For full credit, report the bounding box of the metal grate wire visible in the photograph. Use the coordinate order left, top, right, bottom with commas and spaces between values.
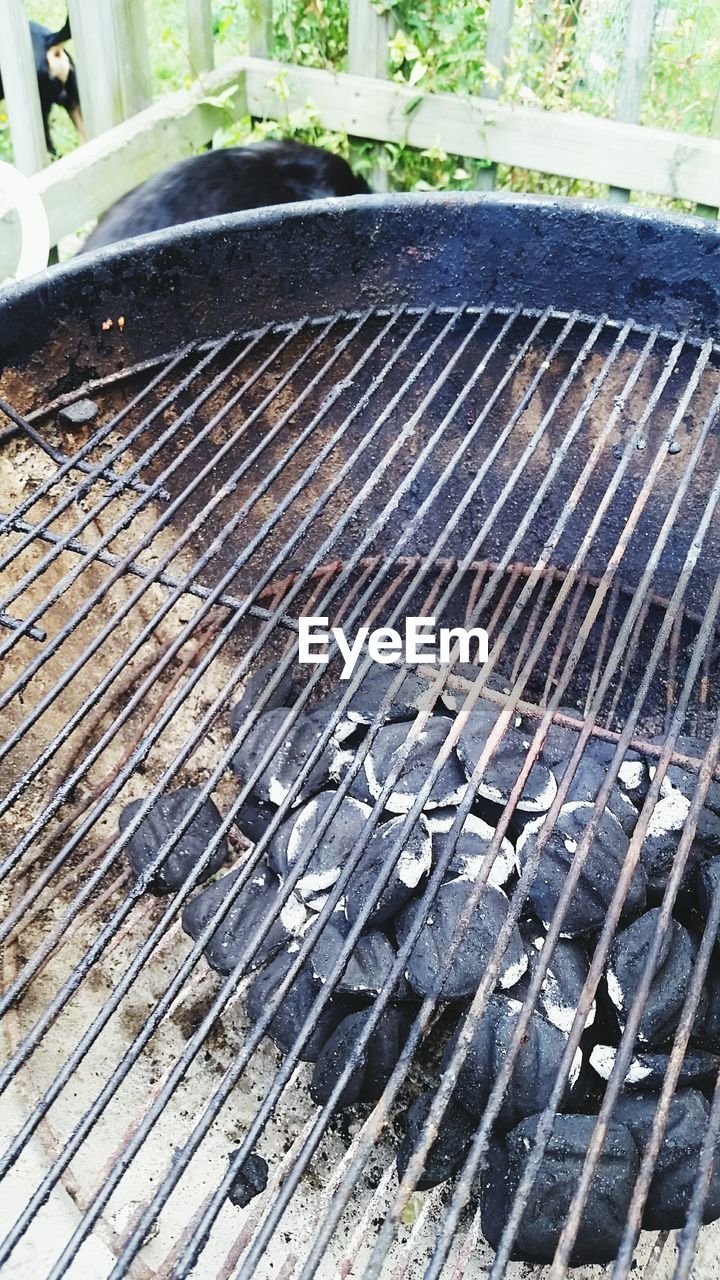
2, 303, 720, 1279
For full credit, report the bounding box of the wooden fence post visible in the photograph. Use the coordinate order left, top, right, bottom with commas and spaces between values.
474, 0, 514, 191
608, 0, 657, 203
186, 0, 215, 76
67, 0, 152, 138
0, 0, 48, 174
248, 0, 273, 58
696, 82, 720, 220
348, 0, 393, 190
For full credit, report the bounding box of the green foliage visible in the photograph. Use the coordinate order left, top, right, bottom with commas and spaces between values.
2, 0, 719, 213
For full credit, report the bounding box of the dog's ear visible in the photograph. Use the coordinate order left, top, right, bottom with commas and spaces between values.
43, 17, 72, 50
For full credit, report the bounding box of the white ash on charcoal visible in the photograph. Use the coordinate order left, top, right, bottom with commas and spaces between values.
310, 1006, 411, 1109
231, 706, 337, 806
182, 861, 308, 974
444, 995, 581, 1129
365, 717, 468, 813
245, 944, 350, 1061
516, 801, 646, 936
554, 755, 638, 836
481, 1114, 639, 1264
396, 1092, 475, 1189
648, 733, 720, 816
428, 810, 517, 889
542, 717, 650, 808
515, 926, 595, 1034
309, 913, 405, 999
344, 814, 432, 927
589, 1043, 720, 1089
456, 698, 557, 813
613, 1091, 720, 1229
640, 772, 710, 905
119, 786, 228, 894
227, 1150, 269, 1208
267, 791, 373, 909
229, 659, 298, 736
395, 878, 527, 999
606, 909, 698, 1046
329, 747, 377, 806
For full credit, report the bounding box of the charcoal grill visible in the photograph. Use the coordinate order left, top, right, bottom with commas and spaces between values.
2, 192, 720, 1279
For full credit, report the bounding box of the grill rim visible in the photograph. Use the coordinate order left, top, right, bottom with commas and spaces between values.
3, 194, 720, 399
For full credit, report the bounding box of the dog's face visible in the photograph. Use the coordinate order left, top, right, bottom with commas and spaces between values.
45, 41, 85, 141
46, 42, 72, 88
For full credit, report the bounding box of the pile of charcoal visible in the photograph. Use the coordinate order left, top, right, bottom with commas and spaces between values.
119, 660, 720, 1261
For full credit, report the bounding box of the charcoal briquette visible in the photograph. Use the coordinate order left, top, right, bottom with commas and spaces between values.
343, 664, 431, 727
481, 1113, 638, 1264
309, 914, 399, 998
231, 706, 335, 806
430, 810, 516, 889
345, 814, 432, 927
649, 735, 720, 815
641, 775, 703, 903
119, 786, 227, 895
589, 1043, 720, 1089
330, 748, 377, 806
395, 879, 527, 999
396, 1091, 475, 1189
446, 994, 580, 1129
245, 946, 347, 1060
227, 1150, 268, 1208
697, 858, 720, 945
365, 717, 467, 813
182, 861, 307, 974
613, 1090, 720, 1228
234, 795, 277, 845
516, 800, 646, 936
456, 699, 557, 813
554, 755, 638, 836
310, 1005, 410, 1109
519, 926, 595, 1033
267, 791, 372, 908
229, 660, 297, 736
607, 909, 695, 1046
439, 668, 513, 716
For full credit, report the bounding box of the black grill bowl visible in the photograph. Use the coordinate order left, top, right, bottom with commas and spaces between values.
2, 193, 720, 1280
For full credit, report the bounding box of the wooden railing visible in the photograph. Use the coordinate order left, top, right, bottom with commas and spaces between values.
0, 0, 719, 280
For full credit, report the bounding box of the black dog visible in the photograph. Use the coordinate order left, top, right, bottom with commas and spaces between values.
0, 17, 84, 156
82, 140, 371, 251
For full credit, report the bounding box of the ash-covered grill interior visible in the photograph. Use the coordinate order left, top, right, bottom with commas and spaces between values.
2, 270, 720, 1280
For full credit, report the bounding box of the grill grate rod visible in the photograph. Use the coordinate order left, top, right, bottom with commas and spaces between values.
414, 343, 718, 1280
12, 299, 566, 1269
213, 322, 707, 1280
0, 340, 200, 549
0, 315, 319, 659
0, 301, 512, 1254
291, 329, 696, 1278
0, 394, 169, 501
16, 299, 515, 1272
608, 719, 720, 1277
4, 302, 622, 1269
418, 374, 720, 1280
179, 310, 645, 1276
1, 307, 712, 1269
159, 311, 655, 1275
0, 308, 379, 837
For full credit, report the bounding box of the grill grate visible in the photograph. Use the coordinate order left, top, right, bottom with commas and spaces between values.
2, 303, 720, 1278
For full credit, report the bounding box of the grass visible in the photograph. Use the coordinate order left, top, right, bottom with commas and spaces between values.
2, 0, 720, 212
